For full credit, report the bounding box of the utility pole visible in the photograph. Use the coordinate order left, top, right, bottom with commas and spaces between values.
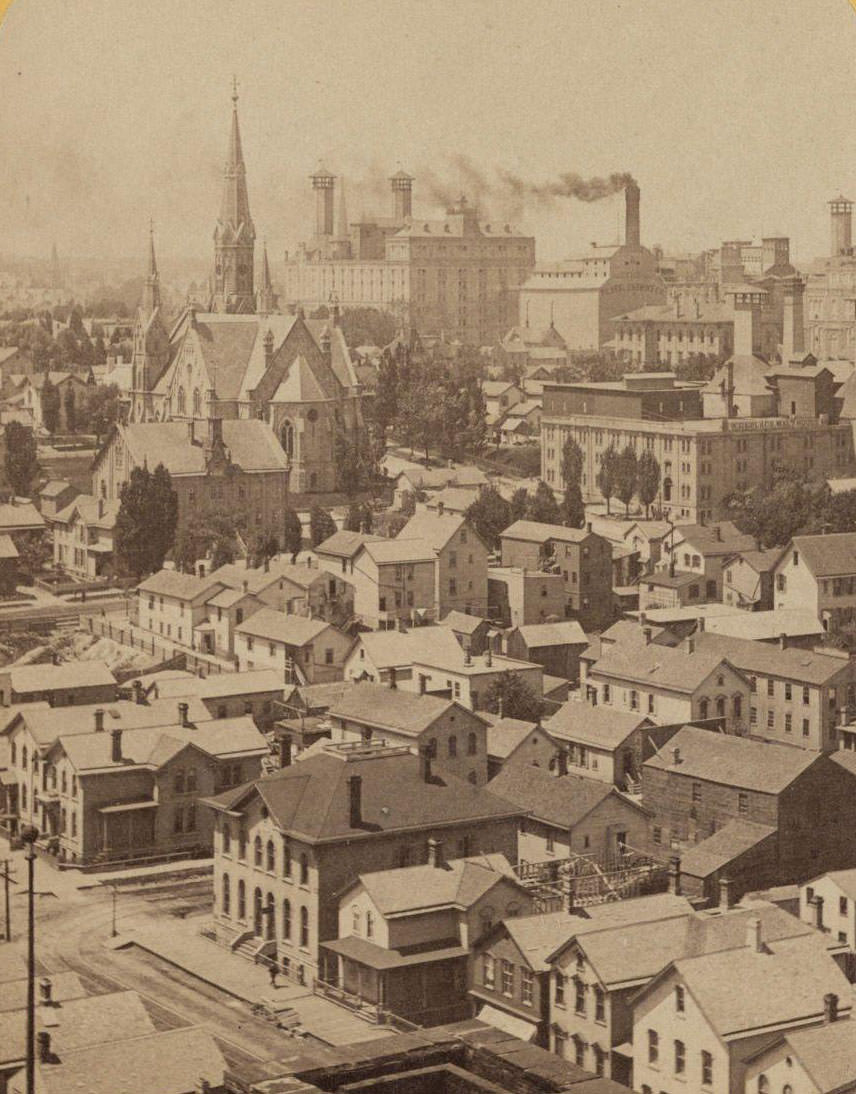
20, 824, 38, 1094
1, 859, 12, 942
111, 885, 118, 938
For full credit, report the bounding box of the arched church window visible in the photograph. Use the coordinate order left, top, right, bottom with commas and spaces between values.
177, 387, 186, 416
280, 420, 294, 458
192, 389, 201, 417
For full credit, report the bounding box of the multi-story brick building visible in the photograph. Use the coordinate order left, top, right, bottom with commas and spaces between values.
806, 196, 856, 362
202, 742, 525, 987
611, 299, 734, 368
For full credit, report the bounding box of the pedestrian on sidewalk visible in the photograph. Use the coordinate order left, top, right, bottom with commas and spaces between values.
268, 962, 277, 989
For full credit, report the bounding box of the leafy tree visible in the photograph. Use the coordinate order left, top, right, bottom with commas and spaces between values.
509, 487, 530, 523
484, 670, 544, 721
149, 464, 179, 572
310, 505, 337, 548
596, 445, 618, 515
334, 428, 378, 497
174, 508, 240, 574
560, 436, 585, 528
41, 378, 61, 434
465, 485, 511, 552
339, 307, 399, 349
17, 531, 51, 582
63, 386, 77, 433
283, 506, 303, 563
81, 384, 120, 440
114, 464, 178, 578
4, 423, 39, 497
614, 445, 638, 517
345, 501, 373, 533
527, 481, 561, 525
636, 450, 661, 519
372, 353, 399, 445
399, 490, 417, 518
725, 478, 817, 549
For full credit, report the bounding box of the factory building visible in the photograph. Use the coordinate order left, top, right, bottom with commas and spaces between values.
806, 195, 856, 362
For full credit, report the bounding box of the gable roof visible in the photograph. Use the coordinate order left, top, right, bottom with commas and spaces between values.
329, 681, 482, 736
442, 610, 489, 636
670, 520, 758, 557
772, 1013, 856, 1092
484, 716, 542, 760
512, 621, 588, 648
501, 520, 592, 545
116, 420, 289, 477
678, 819, 778, 878
315, 529, 385, 559
588, 640, 736, 693
644, 724, 819, 793
789, 532, 856, 578
8, 660, 115, 694
398, 512, 475, 551
54, 494, 120, 530
151, 668, 283, 701
203, 745, 524, 842
488, 764, 646, 829
234, 607, 333, 647
361, 538, 437, 565
0, 502, 44, 531
352, 853, 521, 916
352, 626, 462, 671
15, 695, 212, 749
543, 702, 649, 750
137, 569, 224, 602
691, 631, 851, 685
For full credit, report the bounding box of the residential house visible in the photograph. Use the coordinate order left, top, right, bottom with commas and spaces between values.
637, 569, 717, 613
631, 933, 851, 1094
0, 501, 45, 541
722, 549, 782, 611
425, 487, 483, 516
489, 762, 652, 865
202, 742, 526, 987
349, 538, 437, 629
391, 465, 488, 511
207, 559, 354, 626
800, 868, 856, 951
313, 529, 384, 578
500, 521, 613, 631
38, 480, 77, 521
403, 646, 544, 713
136, 570, 227, 650
42, 713, 268, 864
488, 566, 567, 627
234, 608, 353, 684
482, 380, 524, 427
343, 626, 463, 687
17, 370, 91, 433
499, 401, 542, 444
622, 521, 673, 572
773, 533, 856, 628
581, 635, 750, 732
52, 495, 119, 579
505, 621, 588, 683
324, 851, 532, 1027
146, 668, 285, 730
273, 681, 351, 761
659, 521, 759, 600
642, 606, 824, 648
484, 716, 560, 780
398, 512, 490, 619
327, 681, 490, 785
0, 660, 116, 708
689, 631, 856, 751
542, 702, 661, 790
743, 999, 856, 1094
642, 725, 856, 896
440, 610, 493, 655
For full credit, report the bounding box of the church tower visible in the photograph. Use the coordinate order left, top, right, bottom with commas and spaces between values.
256, 242, 278, 315
130, 222, 169, 422
211, 80, 256, 314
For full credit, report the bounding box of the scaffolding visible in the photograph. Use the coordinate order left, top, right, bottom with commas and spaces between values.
514, 846, 669, 912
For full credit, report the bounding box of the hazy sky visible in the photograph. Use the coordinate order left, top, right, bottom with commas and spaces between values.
1, 0, 854, 271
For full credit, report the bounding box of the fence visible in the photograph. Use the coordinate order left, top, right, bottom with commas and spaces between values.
82, 614, 236, 677
516, 848, 669, 910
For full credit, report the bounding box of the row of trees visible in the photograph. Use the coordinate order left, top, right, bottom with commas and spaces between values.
595, 445, 661, 518
41, 380, 121, 438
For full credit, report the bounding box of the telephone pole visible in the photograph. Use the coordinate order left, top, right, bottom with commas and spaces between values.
0, 859, 13, 942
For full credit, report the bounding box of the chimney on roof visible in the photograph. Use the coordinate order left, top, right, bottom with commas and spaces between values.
668, 855, 681, 896
279, 737, 292, 768
824, 992, 839, 1024
37, 1031, 51, 1064
132, 680, 144, 705
264, 556, 270, 574
348, 774, 362, 827
111, 728, 122, 763
712, 525, 722, 542
389, 666, 398, 690
178, 702, 190, 728
464, 648, 472, 666
419, 745, 432, 783
418, 674, 427, 695
697, 617, 706, 633
747, 915, 763, 953
586, 521, 592, 534
98, 496, 105, 519
242, 579, 249, 594
779, 632, 788, 651
94, 708, 105, 732
485, 647, 493, 667
687, 638, 695, 655
427, 837, 444, 868
672, 746, 681, 765
811, 895, 824, 930
39, 977, 53, 1005
643, 627, 652, 645
719, 877, 735, 910
437, 501, 444, 516
196, 1080, 212, 1094
557, 748, 568, 777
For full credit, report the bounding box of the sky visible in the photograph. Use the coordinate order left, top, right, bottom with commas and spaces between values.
0, 0, 854, 273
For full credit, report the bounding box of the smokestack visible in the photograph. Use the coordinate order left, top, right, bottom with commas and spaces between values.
668, 855, 681, 896
643, 627, 652, 645
111, 728, 122, 763
730, 287, 764, 359
178, 702, 190, 727
348, 774, 362, 827
311, 164, 335, 237
419, 745, 432, 783
485, 647, 492, 667
747, 915, 763, 953
37, 1031, 51, 1063
719, 877, 735, 910
672, 746, 681, 765
697, 617, 706, 633
625, 182, 641, 248
427, 837, 444, 868
94, 708, 105, 732
811, 895, 824, 930
824, 993, 839, 1024
779, 632, 788, 651
782, 277, 806, 363
197, 1081, 212, 1094
829, 195, 853, 257
391, 169, 414, 221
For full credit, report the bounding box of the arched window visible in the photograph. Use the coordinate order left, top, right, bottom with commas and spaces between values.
280, 420, 294, 457
448, 735, 457, 758
192, 388, 201, 417
299, 853, 309, 886
174, 768, 185, 793
61, 770, 67, 794
21, 745, 27, 769
186, 768, 197, 792
177, 387, 186, 415
352, 905, 361, 934
222, 873, 231, 916
758, 1077, 769, 1094
467, 732, 477, 756
264, 892, 275, 940
366, 910, 374, 939
222, 823, 231, 854
716, 696, 726, 718
282, 899, 291, 939
734, 695, 742, 718
238, 828, 247, 860
699, 698, 709, 720
266, 839, 275, 872
283, 839, 292, 878
663, 477, 673, 502
300, 906, 309, 948
237, 879, 246, 920
254, 835, 263, 866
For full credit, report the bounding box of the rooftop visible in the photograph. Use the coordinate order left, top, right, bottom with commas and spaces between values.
329, 681, 478, 737
118, 419, 290, 476
543, 702, 649, 749
484, 715, 541, 759
7, 660, 116, 695
511, 620, 587, 647
351, 853, 521, 916
588, 639, 735, 693
790, 532, 856, 578
678, 819, 778, 878
501, 520, 594, 545
14, 695, 212, 748
361, 538, 438, 565
315, 529, 385, 559
488, 764, 646, 830
234, 607, 332, 647
398, 512, 477, 551
773, 1015, 856, 1092
691, 631, 851, 685
353, 626, 462, 670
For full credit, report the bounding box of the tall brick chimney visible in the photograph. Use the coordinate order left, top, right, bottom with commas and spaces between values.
111, 728, 122, 763
391, 169, 414, 222
625, 182, 641, 248
311, 164, 335, 237
730, 287, 766, 358
782, 277, 806, 364
829, 195, 853, 257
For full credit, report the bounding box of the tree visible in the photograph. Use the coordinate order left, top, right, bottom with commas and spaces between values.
148, 464, 179, 572
614, 445, 638, 517
596, 445, 618, 515
400, 490, 417, 517
527, 481, 561, 525
636, 450, 661, 519
310, 505, 337, 548
114, 464, 178, 578
345, 501, 373, 533
484, 670, 544, 722
283, 506, 303, 563
17, 531, 51, 582
465, 485, 512, 552
41, 378, 61, 434
63, 385, 77, 433
509, 486, 530, 523
174, 508, 241, 574
334, 427, 379, 498
725, 478, 816, 549
560, 436, 585, 528
4, 423, 39, 497
81, 383, 120, 440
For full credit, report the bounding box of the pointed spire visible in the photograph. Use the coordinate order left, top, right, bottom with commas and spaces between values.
218, 79, 254, 239
141, 220, 161, 316
256, 241, 278, 315
262, 240, 272, 291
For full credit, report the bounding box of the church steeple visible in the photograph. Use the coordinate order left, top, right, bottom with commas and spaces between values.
256, 241, 278, 315
212, 79, 256, 314
141, 219, 161, 317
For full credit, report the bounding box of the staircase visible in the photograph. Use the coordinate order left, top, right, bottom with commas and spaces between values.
233, 934, 264, 961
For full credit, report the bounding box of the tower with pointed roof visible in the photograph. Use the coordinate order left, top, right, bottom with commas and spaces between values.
211, 81, 256, 314
256, 242, 278, 315
130, 223, 170, 422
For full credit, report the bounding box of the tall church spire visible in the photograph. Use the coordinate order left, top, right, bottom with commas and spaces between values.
256, 241, 278, 315
212, 79, 256, 313
141, 219, 161, 316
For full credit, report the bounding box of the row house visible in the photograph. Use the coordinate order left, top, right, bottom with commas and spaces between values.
487, 566, 567, 628
313, 529, 384, 577
202, 742, 525, 987
145, 668, 286, 731
691, 631, 856, 751
542, 702, 659, 790
398, 513, 490, 620
722, 548, 782, 611
327, 680, 490, 785
52, 495, 119, 580
404, 646, 544, 713
485, 716, 560, 780
234, 607, 353, 684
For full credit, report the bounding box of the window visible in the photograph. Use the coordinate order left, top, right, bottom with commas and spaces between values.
352, 905, 361, 934
803, 719, 810, 737
767, 678, 775, 697
573, 1036, 585, 1068
299, 853, 309, 886
282, 839, 292, 878
595, 985, 605, 1022
254, 835, 263, 866
758, 1076, 769, 1094
237, 880, 246, 920
282, 899, 291, 939
675, 1040, 685, 1074
738, 792, 748, 815
483, 955, 496, 989
448, 735, 457, 758
785, 682, 792, 701
767, 710, 775, 729
648, 694, 655, 714
555, 972, 565, 1005
174, 768, 185, 794
546, 830, 554, 854
185, 804, 196, 832
173, 807, 184, 833
467, 732, 477, 756
675, 985, 685, 1012
521, 967, 534, 1006
630, 689, 639, 711
699, 698, 709, 720
785, 713, 792, 733
222, 873, 230, 916
648, 1029, 659, 1064
366, 910, 374, 939
841, 896, 849, 916
691, 783, 701, 803
701, 1050, 712, 1087
749, 675, 757, 693
574, 976, 585, 1014
501, 960, 514, 996
803, 686, 810, 704
266, 839, 275, 872
299, 906, 309, 948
